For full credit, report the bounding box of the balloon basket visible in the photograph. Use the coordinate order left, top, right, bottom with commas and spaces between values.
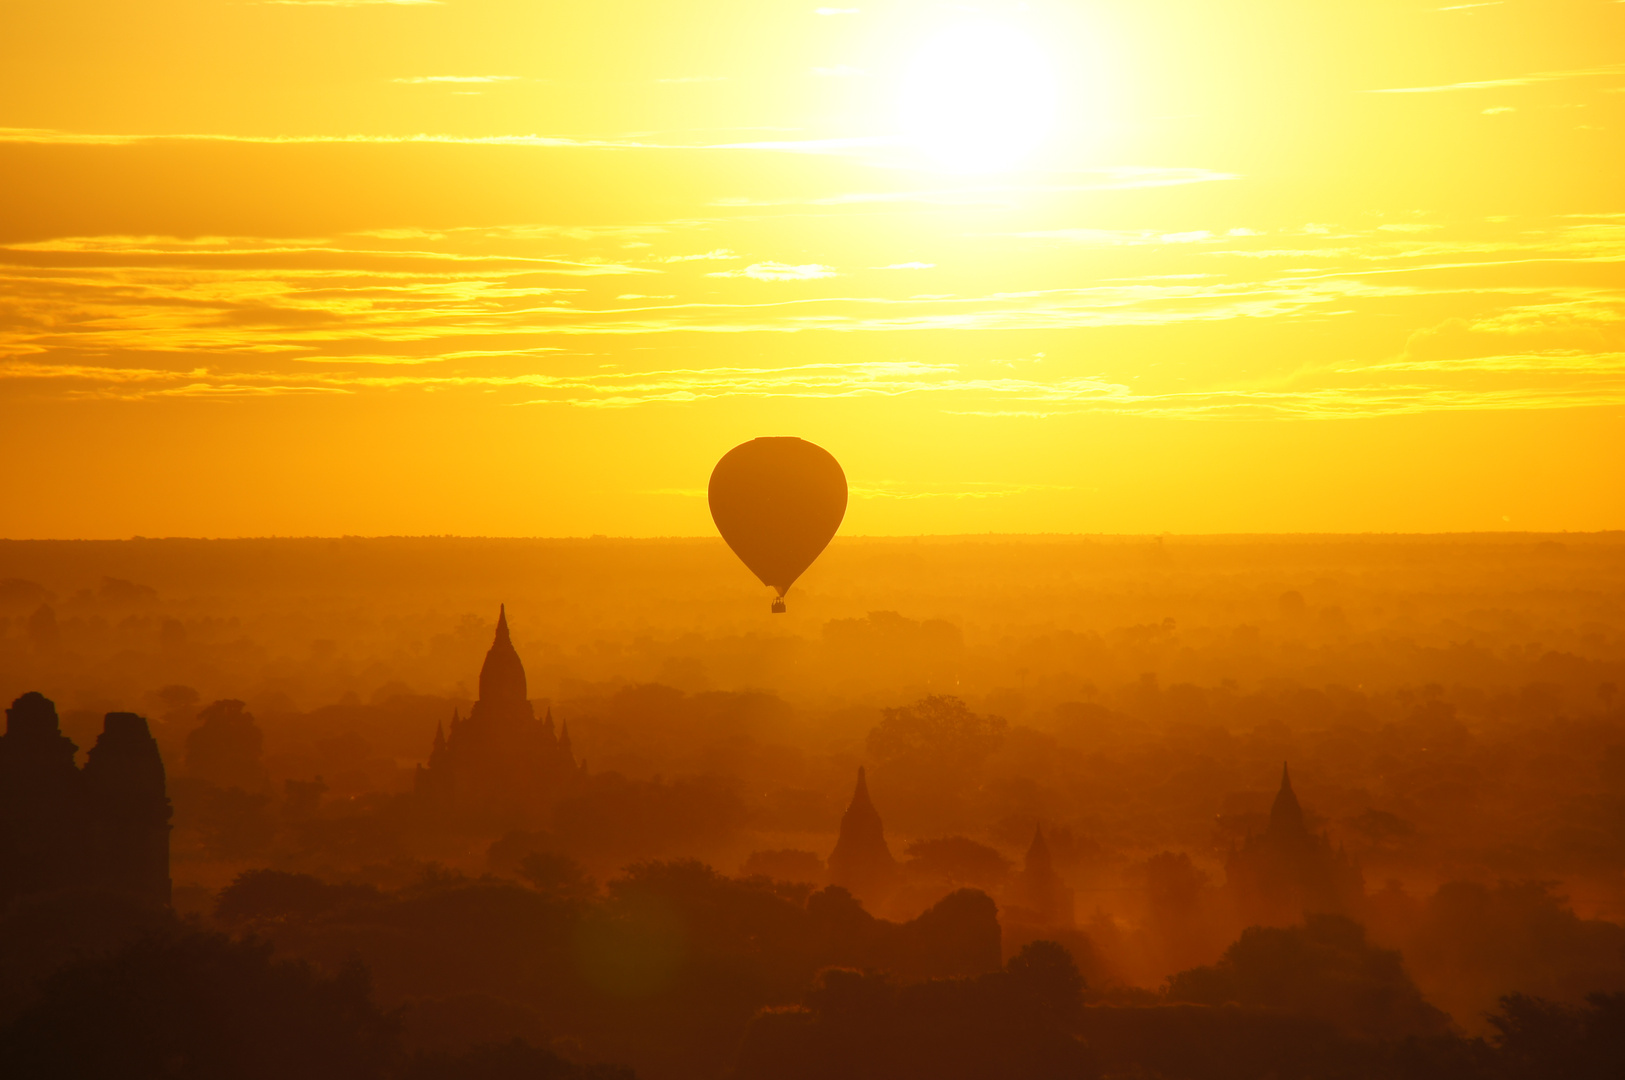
771, 598, 786, 614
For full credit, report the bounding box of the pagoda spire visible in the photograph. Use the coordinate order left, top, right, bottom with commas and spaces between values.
1268, 762, 1308, 838
1025, 824, 1053, 876
828, 766, 898, 905
1014, 821, 1072, 926
477, 605, 528, 704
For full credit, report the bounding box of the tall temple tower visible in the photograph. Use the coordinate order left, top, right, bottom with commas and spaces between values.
827, 766, 899, 909
0, 693, 171, 907
414, 606, 579, 825
0, 692, 87, 901
1224, 763, 1363, 927
477, 604, 529, 710
1006, 825, 1075, 927
84, 712, 172, 906
1268, 762, 1308, 838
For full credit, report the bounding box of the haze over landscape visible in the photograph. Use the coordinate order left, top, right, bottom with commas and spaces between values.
3, 3, 1625, 1079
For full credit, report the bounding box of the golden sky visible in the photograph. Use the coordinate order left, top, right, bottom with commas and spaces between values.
2, 0, 1622, 538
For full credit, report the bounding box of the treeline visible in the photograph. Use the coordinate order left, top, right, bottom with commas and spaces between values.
2, 862, 1622, 1080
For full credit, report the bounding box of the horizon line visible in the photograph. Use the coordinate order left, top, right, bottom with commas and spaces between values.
2, 530, 1621, 544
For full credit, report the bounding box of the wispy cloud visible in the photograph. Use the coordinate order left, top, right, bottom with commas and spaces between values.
709, 169, 1238, 211
712, 136, 895, 157
1368, 63, 1625, 94
505, 362, 1130, 410
3, 212, 1622, 422
9, 349, 1625, 418
0, 129, 646, 148
706, 262, 837, 281
849, 482, 1071, 500
394, 76, 523, 85
154, 382, 353, 396
661, 250, 738, 263
7, 222, 1620, 367
261, 0, 440, 6
1360, 352, 1625, 374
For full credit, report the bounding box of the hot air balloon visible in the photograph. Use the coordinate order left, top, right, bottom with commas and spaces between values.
709, 437, 847, 613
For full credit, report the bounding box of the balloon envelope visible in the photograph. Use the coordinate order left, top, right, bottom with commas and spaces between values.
708, 437, 847, 598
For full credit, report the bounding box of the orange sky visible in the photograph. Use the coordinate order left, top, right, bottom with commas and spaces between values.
2, 0, 1622, 539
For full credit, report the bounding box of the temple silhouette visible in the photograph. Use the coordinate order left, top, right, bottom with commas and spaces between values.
0, 692, 171, 908
414, 606, 580, 825
1006, 825, 1075, 928
1224, 763, 1363, 926
827, 766, 899, 908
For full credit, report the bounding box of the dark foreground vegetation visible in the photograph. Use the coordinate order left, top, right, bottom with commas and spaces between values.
1, 866, 1621, 1080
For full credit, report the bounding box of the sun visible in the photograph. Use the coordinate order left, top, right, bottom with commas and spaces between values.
897, 19, 1060, 174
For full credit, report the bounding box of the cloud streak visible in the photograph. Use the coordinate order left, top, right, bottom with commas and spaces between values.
2, 210, 1621, 422
394, 76, 524, 85
1368, 63, 1625, 94
10, 353, 1623, 419
706, 262, 837, 281
258, 0, 438, 6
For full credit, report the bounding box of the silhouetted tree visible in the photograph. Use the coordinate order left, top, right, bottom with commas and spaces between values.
868, 696, 1006, 773
0, 579, 51, 612
0, 889, 174, 1024
1405, 879, 1625, 1024
215, 868, 381, 925
517, 851, 597, 901
890, 888, 1002, 980
1168, 913, 1448, 1039
184, 699, 269, 792
742, 849, 825, 884
735, 941, 1095, 1080
1488, 991, 1625, 1080
1006, 939, 1085, 1027
404, 1038, 633, 1080
25, 605, 58, 652
0, 932, 397, 1079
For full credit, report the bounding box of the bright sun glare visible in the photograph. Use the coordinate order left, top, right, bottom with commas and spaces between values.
898, 19, 1059, 173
